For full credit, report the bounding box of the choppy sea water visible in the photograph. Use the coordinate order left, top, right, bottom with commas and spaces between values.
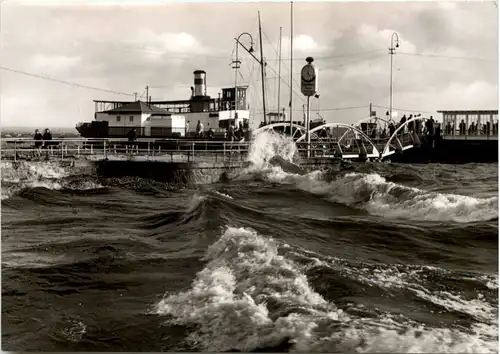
2, 132, 498, 352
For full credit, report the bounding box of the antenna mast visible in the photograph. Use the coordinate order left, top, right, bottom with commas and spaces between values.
258, 11, 267, 124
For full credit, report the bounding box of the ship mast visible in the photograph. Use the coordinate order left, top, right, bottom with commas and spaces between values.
289, 1, 293, 135
258, 11, 267, 124
277, 27, 282, 121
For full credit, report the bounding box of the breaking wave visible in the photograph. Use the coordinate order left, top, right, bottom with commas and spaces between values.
294, 171, 498, 223
1, 161, 103, 200
155, 226, 498, 353
246, 130, 297, 172
238, 133, 497, 223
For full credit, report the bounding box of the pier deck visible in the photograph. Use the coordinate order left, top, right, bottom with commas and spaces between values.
0, 138, 359, 164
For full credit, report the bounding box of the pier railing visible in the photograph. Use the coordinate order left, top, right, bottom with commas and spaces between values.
0, 138, 252, 164
1, 137, 383, 163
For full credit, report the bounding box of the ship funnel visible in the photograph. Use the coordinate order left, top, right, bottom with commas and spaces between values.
193, 70, 207, 97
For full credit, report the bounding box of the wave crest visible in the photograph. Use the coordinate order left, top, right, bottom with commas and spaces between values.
1, 161, 103, 200
155, 226, 497, 353
252, 164, 497, 223
155, 226, 341, 352
331, 172, 498, 223
246, 131, 297, 171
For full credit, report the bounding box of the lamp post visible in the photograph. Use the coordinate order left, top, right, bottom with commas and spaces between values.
234, 23, 267, 124
389, 32, 400, 122
233, 32, 254, 114
301, 56, 318, 159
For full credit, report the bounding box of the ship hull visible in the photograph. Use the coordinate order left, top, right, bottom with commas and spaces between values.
76, 122, 251, 141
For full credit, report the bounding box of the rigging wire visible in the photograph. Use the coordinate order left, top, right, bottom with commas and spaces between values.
262, 29, 305, 104
260, 56, 306, 106
254, 104, 367, 113
0, 66, 135, 97
265, 48, 386, 61
248, 58, 262, 125
259, 53, 386, 81
327, 53, 386, 68
397, 52, 496, 62
265, 62, 305, 105
372, 104, 437, 115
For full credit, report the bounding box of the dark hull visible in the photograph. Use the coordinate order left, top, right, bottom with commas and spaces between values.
388, 137, 498, 164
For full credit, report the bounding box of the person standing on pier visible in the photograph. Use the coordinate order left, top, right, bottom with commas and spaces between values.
228, 121, 237, 142
127, 128, 137, 153
33, 129, 43, 157
196, 120, 204, 138
415, 118, 422, 136
468, 122, 475, 135
238, 121, 244, 140
460, 119, 466, 135
42, 128, 52, 144
42, 128, 53, 157
389, 122, 396, 136
127, 127, 137, 142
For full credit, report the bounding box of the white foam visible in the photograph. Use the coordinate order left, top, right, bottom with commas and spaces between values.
59, 318, 87, 342
214, 190, 233, 199
298, 324, 498, 353
479, 275, 499, 290
411, 289, 497, 323
155, 227, 498, 353
1, 161, 103, 199
256, 167, 498, 223
155, 226, 342, 351
365, 184, 498, 224
1, 160, 71, 183
246, 130, 297, 172
242, 140, 498, 222
2, 251, 68, 269
329, 259, 497, 325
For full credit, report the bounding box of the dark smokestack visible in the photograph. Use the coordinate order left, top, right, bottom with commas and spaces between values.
193, 70, 207, 97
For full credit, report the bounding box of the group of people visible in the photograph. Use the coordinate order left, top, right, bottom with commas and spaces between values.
33, 128, 53, 156
186, 120, 215, 139
448, 120, 498, 136
382, 114, 436, 139
316, 114, 436, 142
226, 121, 244, 142
393, 114, 430, 136
361, 114, 433, 140
186, 120, 245, 142
195, 120, 211, 139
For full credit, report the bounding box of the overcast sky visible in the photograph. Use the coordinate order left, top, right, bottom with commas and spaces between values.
0, 0, 498, 129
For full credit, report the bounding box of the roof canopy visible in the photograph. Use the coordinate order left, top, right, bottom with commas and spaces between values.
437, 110, 498, 115
104, 101, 169, 114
